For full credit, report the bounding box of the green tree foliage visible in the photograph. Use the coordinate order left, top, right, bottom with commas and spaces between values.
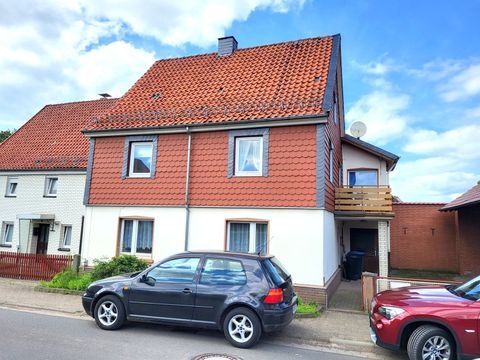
0, 130, 13, 143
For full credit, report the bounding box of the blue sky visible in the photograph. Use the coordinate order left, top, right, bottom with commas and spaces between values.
0, 0, 479, 202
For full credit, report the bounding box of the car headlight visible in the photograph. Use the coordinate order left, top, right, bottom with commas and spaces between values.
378, 306, 405, 320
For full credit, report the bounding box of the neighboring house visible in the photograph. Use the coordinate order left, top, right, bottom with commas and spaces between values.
81, 35, 398, 303
440, 183, 480, 276
0, 99, 117, 256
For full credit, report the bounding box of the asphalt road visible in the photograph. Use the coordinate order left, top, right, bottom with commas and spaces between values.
0, 308, 371, 360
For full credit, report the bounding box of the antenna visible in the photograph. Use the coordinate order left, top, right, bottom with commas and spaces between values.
98, 93, 112, 98
350, 121, 367, 139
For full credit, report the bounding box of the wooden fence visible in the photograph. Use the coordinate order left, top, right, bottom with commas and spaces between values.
0, 252, 73, 281
335, 186, 393, 213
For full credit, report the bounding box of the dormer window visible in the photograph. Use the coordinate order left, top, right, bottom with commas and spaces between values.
235, 137, 263, 176
122, 136, 158, 179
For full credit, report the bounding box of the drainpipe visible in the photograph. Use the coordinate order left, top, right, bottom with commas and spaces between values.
184, 127, 192, 251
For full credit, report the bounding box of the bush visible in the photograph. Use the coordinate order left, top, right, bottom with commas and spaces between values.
296, 297, 319, 316
41, 270, 92, 291
90, 255, 149, 281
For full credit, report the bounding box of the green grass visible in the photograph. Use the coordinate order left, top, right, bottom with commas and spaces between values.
296, 298, 320, 316
389, 268, 464, 282
40, 270, 92, 291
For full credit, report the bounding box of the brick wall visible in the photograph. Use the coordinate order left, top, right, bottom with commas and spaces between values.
390, 203, 457, 272
457, 206, 480, 275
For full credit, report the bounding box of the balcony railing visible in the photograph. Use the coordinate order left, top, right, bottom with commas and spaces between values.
335, 186, 393, 213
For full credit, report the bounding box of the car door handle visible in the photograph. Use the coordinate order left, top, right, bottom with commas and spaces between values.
183, 288, 192, 294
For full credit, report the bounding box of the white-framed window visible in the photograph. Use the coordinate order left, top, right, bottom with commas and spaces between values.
120, 219, 153, 255
129, 142, 154, 177
44, 177, 58, 196
235, 136, 263, 176
227, 221, 267, 255
348, 169, 378, 186
61, 225, 72, 249
5, 177, 18, 197
329, 141, 334, 183
1, 222, 13, 245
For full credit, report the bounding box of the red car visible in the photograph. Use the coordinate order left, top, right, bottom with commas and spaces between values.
370, 275, 480, 360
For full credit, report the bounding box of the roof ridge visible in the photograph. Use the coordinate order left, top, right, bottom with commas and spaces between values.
153, 34, 337, 64
44, 97, 119, 108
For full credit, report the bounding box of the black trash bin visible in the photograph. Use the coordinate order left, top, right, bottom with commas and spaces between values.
345, 251, 366, 280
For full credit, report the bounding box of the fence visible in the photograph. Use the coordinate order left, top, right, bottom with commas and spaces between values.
361, 273, 461, 312
0, 252, 73, 281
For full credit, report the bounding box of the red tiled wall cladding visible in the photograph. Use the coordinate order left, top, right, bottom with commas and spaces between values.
88, 125, 317, 207
457, 207, 480, 275
89, 135, 187, 205
390, 203, 458, 272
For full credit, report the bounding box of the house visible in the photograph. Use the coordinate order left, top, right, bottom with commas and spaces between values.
0, 99, 117, 257
440, 183, 480, 276
81, 35, 399, 303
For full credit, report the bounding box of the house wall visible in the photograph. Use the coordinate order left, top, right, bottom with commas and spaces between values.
83, 205, 329, 288
88, 125, 318, 208
457, 206, 480, 275
342, 143, 388, 185
323, 103, 342, 211
0, 173, 86, 255
390, 203, 457, 272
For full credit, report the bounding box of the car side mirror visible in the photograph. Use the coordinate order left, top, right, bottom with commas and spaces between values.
141, 274, 156, 286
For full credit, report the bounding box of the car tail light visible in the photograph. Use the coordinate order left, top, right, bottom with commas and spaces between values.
264, 288, 284, 304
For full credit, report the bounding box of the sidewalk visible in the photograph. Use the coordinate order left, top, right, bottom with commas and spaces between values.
0, 278, 402, 359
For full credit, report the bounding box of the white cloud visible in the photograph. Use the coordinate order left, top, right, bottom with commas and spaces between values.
351, 58, 401, 76
345, 90, 410, 145
0, 0, 304, 130
439, 63, 480, 102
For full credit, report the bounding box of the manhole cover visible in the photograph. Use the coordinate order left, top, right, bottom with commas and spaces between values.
192, 354, 242, 360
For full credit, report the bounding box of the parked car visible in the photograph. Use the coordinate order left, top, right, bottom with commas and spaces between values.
370, 275, 480, 360
82, 251, 297, 348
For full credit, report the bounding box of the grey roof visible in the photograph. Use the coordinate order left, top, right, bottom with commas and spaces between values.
342, 134, 400, 171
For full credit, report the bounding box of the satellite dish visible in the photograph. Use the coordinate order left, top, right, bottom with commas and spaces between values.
350, 121, 367, 138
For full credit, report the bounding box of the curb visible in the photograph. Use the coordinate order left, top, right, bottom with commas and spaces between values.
34, 286, 84, 296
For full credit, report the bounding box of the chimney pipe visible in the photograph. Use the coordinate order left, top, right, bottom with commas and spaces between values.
218, 36, 238, 56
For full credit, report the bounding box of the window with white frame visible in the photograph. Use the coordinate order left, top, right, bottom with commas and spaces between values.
45, 177, 58, 196
5, 177, 18, 197
235, 136, 263, 176
120, 219, 153, 255
348, 169, 378, 186
329, 141, 334, 183
227, 222, 267, 255
1, 222, 13, 245
129, 142, 154, 177
61, 225, 72, 249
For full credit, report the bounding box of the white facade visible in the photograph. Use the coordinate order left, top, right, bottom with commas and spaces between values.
83, 205, 338, 287
0, 172, 86, 255
342, 143, 389, 185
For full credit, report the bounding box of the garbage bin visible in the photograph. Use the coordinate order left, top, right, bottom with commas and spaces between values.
345, 251, 366, 280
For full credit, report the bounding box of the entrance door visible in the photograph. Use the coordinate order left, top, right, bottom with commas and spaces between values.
350, 228, 378, 273
37, 224, 50, 254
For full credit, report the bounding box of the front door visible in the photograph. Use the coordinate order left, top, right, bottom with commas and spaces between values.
36, 224, 50, 254
350, 228, 378, 273
128, 257, 201, 323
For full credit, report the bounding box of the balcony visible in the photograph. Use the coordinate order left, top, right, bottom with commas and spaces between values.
335, 186, 393, 214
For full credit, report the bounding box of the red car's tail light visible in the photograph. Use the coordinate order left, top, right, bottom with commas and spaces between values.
264, 288, 284, 304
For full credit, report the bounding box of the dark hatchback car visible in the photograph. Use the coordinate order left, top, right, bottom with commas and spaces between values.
82, 251, 297, 348
370, 275, 480, 360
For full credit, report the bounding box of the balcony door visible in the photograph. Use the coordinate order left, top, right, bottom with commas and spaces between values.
348, 169, 378, 186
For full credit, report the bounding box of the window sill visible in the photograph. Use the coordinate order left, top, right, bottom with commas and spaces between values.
43, 195, 57, 198
0, 244, 12, 248
126, 175, 153, 179
4, 195, 16, 198
57, 247, 71, 252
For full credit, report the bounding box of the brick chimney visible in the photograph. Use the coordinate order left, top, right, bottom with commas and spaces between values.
218, 36, 238, 56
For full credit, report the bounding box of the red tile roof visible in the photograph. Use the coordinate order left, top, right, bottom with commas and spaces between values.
0, 99, 117, 170
86, 35, 336, 131
441, 184, 480, 211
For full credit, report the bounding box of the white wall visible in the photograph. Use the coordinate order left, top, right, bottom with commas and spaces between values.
323, 211, 339, 282
342, 143, 389, 185
83, 206, 327, 287
0, 173, 86, 255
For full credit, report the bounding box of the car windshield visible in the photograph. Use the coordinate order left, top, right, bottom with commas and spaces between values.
452, 275, 480, 301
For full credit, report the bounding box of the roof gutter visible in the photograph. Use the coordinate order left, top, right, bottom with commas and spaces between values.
82, 114, 328, 138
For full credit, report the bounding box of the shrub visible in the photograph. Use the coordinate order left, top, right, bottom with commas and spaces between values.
41, 270, 92, 291
90, 255, 149, 281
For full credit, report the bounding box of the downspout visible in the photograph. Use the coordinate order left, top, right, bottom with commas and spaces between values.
184, 127, 192, 251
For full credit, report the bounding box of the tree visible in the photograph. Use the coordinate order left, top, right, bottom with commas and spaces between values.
0, 130, 13, 143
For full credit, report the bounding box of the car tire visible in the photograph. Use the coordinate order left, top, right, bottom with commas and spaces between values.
223, 307, 262, 348
94, 295, 125, 331
407, 325, 456, 360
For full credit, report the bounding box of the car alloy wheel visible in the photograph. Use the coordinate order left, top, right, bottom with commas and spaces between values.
94, 295, 125, 330
407, 325, 454, 360
223, 308, 261, 348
